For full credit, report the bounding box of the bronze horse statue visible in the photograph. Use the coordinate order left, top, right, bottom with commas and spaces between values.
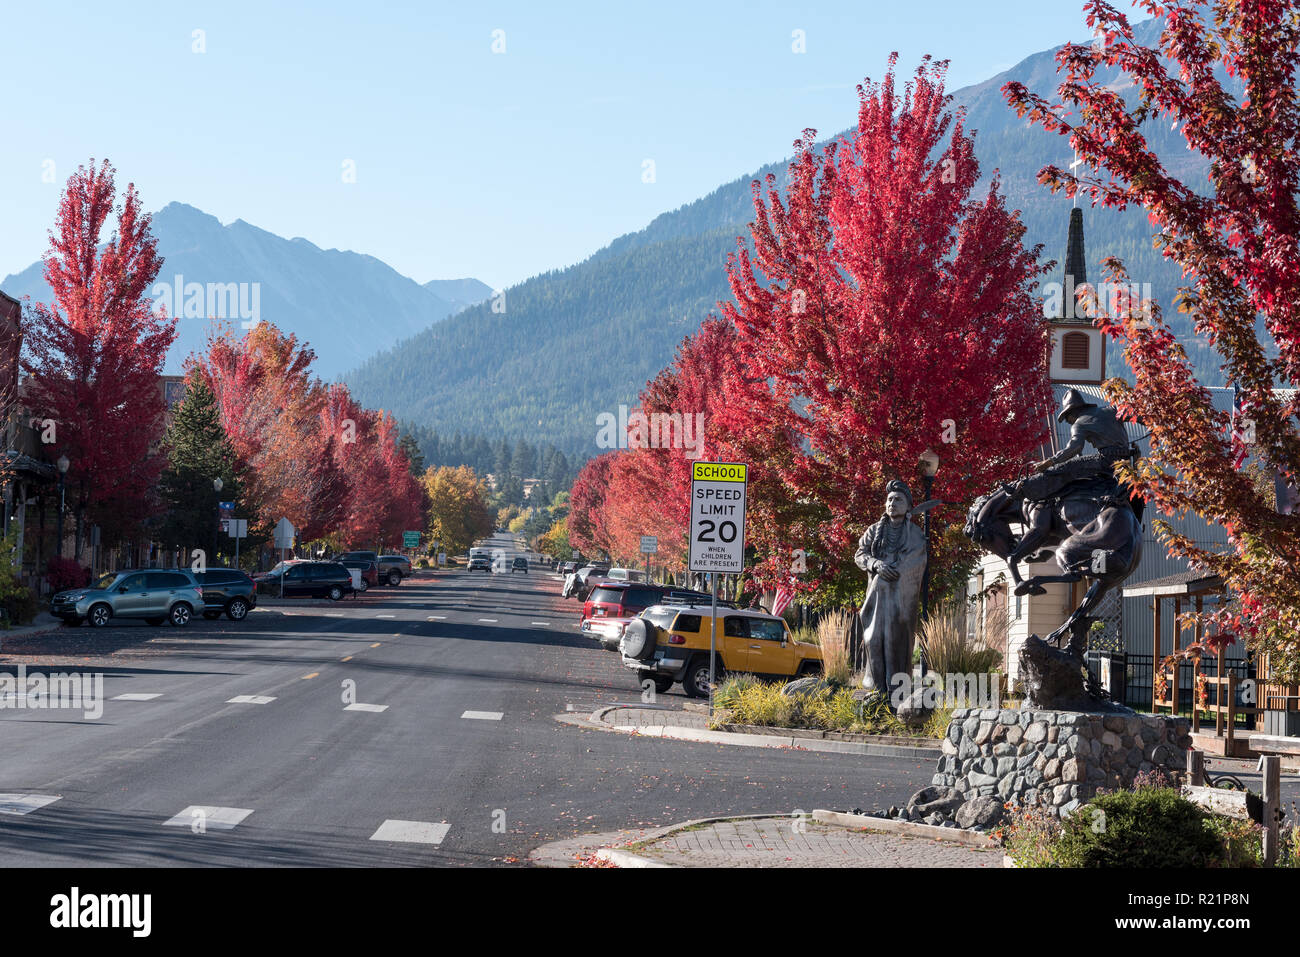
964, 474, 1144, 657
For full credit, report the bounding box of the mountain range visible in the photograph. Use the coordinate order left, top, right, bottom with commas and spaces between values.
1, 204, 492, 380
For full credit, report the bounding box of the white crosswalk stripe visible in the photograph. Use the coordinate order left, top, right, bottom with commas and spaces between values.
163, 806, 253, 830
370, 819, 449, 844
0, 793, 61, 815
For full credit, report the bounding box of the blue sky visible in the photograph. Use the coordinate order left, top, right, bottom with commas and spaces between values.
1, 0, 1111, 290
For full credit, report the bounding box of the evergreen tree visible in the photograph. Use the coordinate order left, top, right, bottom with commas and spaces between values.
157, 378, 240, 554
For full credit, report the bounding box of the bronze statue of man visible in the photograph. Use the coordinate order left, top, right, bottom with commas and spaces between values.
855, 480, 928, 695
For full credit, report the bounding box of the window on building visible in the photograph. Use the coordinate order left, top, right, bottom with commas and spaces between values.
1061, 331, 1091, 370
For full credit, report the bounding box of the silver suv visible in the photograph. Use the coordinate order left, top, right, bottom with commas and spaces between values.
50, 569, 203, 628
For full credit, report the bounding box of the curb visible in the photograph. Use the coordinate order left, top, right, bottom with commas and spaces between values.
529, 813, 797, 868
586, 705, 943, 759
595, 848, 672, 868
811, 809, 998, 849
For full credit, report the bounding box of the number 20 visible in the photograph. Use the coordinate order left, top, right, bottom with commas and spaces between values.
698, 520, 738, 543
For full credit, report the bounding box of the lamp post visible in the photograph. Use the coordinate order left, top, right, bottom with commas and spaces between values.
55, 454, 70, 558
212, 477, 224, 567
918, 449, 940, 678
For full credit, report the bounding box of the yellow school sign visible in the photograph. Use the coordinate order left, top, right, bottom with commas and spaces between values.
688, 461, 748, 574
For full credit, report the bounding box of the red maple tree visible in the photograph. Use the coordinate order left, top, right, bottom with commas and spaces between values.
722, 57, 1054, 602
22, 160, 177, 552
1004, 0, 1300, 678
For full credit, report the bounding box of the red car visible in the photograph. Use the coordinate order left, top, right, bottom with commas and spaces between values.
339, 559, 379, 592
582, 582, 668, 625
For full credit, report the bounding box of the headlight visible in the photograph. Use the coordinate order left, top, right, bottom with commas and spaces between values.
65, 593, 87, 602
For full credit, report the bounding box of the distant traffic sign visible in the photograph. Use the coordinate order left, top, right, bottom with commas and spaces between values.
640, 535, 658, 554
688, 462, 747, 574
403, 530, 420, 549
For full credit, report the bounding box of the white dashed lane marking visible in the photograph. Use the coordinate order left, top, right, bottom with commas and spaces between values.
227, 695, 276, 705
0, 794, 61, 815
477, 618, 498, 623
376, 614, 396, 619
163, 806, 254, 830
344, 703, 389, 712
427, 615, 446, 620
370, 820, 450, 844
530, 621, 549, 626
461, 710, 503, 721
112, 693, 163, 701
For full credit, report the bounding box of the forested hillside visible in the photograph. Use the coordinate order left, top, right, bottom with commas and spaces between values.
350, 15, 1229, 459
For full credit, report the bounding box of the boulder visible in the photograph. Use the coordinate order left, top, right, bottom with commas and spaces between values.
905, 785, 964, 818
781, 676, 831, 698
955, 796, 1005, 830
895, 686, 931, 729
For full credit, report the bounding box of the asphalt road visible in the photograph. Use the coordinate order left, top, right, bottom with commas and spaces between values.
0, 540, 933, 867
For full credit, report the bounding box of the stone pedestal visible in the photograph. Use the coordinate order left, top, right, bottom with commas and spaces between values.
931, 707, 1192, 817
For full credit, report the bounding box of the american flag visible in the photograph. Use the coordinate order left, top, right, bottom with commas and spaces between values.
772, 582, 796, 617
1230, 386, 1252, 470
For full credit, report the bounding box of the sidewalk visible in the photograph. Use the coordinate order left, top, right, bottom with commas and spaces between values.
0, 612, 62, 649
531, 814, 999, 868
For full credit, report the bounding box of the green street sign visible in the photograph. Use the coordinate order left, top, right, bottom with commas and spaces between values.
403, 531, 420, 549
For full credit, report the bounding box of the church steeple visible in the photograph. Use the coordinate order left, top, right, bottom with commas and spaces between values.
1049, 205, 1104, 385
1064, 206, 1087, 295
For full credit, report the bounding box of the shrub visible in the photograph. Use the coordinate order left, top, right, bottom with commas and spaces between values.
716, 676, 906, 735
713, 673, 762, 710
46, 556, 90, 592
1052, 789, 1222, 868
918, 601, 1002, 688
1203, 815, 1264, 868
816, 609, 855, 686
0, 529, 39, 627
998, 802, 1062, 868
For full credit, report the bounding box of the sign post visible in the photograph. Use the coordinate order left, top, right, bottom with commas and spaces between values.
224, 518, 248, 567
687, 462, 748, 717
640, 535, 658, 582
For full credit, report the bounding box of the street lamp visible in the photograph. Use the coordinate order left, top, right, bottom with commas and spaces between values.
918, 449, 940, 677
213, 477, 224, 566
55, 454, 70, 558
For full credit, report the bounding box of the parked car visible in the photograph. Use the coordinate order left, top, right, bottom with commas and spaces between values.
570, 565, 611, 601
559, 561, 577, 575
582, 582, 669, 625
254, 561, 354, 600
50, 569, 203, 628
605, 567, 646, 583
619, 604, 822, 697
339, 559, 379, 592
467, 556, 492, 573
195, 568, 257, 620
511, 557, 528, 574
375, 555, 411, 586
338, 550, 378, 564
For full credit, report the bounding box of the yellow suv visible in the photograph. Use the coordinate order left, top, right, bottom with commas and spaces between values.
619, 603, 823, 698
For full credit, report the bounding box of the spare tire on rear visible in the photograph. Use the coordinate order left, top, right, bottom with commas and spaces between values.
619, 618, 658, 661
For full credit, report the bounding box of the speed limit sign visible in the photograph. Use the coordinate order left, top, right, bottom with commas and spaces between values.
688, 462, 747, 574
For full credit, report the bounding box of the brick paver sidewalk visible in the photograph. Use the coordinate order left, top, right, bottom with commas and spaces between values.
627, 818, 998, 868
604, 705, 708, 729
